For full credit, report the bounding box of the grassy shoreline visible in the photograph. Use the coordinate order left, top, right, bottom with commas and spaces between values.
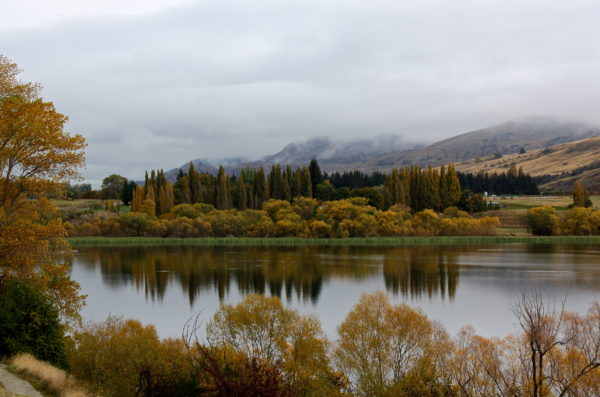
68, 235, 600, 247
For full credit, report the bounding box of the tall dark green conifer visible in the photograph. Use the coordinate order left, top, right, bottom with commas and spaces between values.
215, 166, 232, 210
309, 158, 323, 192
268, 164, 284, 200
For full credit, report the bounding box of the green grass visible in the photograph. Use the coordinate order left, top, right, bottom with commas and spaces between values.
68, 236, 600, 247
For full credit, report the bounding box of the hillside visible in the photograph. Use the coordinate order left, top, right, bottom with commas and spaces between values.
351, 117, 600, 172
166, 136, 417, 180
164, 117, 600, 184
455, 136, 600, 192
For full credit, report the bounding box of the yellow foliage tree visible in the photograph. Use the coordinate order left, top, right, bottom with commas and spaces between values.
202, 294, 346, 396
335, 291, 450, 397
0, 55, 86, 320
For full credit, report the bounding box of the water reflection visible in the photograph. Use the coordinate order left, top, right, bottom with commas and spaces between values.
72, 245, 466, 304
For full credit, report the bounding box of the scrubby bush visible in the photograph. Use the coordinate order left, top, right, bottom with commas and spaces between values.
0, 279, 67, 367
561, 207, 600, 235
526, 206, 560, 236
66, 198, 500, 238
68, 317, 198, 397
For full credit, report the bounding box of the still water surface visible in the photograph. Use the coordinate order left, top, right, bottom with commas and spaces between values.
69, 244, 600, 339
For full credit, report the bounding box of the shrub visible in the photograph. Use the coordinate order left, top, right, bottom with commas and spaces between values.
0, 279, 67, 367
68, 317, 197, 397
526, 206, 560, 236
118, 212, 151, 236
561, 207, 596, 235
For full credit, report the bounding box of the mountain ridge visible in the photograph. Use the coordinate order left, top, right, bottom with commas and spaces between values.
165, 117, 600, 187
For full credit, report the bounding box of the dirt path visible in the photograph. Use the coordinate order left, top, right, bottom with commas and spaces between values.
0, 365, 42, 397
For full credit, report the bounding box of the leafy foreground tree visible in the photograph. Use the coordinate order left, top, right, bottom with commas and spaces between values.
335, 291, 455, 397
0, 279, 67, 367
0, 55, 86, 320
447, 292, 600, 397
185, 294, 349, 397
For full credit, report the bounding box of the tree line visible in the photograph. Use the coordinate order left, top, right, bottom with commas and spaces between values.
457, 165, 540, 195
94, 159, 500, 218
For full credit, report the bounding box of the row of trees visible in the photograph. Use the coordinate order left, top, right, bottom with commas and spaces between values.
383, 164, 462, 211
93, 159, 551, 218
67, 198, 499, 238
121, 162, 475, 217
60, 291, 600, 397
457, 165, 540, 195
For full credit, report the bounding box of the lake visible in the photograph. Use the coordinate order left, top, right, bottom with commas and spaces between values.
69, 244, 600, 339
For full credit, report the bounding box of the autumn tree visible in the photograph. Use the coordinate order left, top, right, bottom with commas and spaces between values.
269, 164, 285, 200
187, 294, 346, 396
572, 181, 592, 208
215, 166, 232, 210
0, 55, 86, 319
527, 206, 560, 236
444, 164, 461, 208
335, 291, 452, 396
452, 292, 600, 397
131, 185, 145, 213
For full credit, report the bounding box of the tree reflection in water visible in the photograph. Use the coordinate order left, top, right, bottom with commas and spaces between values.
72, 245, 463, 304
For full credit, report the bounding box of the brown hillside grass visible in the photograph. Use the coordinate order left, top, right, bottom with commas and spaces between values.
10, 354, 90, 397
456, 136, 600, 176
456, 137, 600, 191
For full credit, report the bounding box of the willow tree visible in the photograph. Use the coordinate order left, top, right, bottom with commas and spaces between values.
0, 55, 86, 319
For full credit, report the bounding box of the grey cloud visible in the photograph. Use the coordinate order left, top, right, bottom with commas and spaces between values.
1, 0, 600, 182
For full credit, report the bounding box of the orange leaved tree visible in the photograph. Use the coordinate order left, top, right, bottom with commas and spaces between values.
0, 55, 86, 320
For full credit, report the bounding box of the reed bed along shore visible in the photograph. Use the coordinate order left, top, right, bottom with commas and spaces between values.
68, 235, 600, 247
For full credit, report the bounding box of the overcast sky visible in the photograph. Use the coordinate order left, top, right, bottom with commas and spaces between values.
1, 0, 600, 184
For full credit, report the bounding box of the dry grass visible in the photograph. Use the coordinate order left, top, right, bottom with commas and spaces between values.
495, 195, 600, 209
456, 136, 600, 176
455, 136, 600, 192
478, 209, 528, 228
0, 384, 26, 397
10, 354, 90, 397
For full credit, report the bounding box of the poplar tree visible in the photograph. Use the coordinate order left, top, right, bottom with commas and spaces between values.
188, 163, 200, 204
269, 164, 284, 200
216, 166, 232, 210
439, 165, 448, 208
155, 170, 174, 215
383, 169, 406, 208
301, 168, 313, 198
572, 181, 591, 208
253, 167, 269, 209
131, 185, 145, 212
445, 164, 462, 207
284, 165, 297, 199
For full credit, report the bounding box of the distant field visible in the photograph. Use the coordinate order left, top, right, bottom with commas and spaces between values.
494, 195, 600, 210
53, 199, 129, 216
53, 199, 105, 209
